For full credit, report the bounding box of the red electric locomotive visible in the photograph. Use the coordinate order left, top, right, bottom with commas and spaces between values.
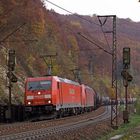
25, 76, 96, 118
81, 84, 96, 111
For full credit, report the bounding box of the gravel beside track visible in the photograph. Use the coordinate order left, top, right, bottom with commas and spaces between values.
0, 106, 111, 140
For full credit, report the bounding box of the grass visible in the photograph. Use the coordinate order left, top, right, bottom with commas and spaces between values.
98, 113, 140, 140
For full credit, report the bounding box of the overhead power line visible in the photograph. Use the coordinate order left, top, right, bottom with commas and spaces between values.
45, 0, 99, 26
0, 23, 26, 44
45, 0, 113, 55
65, 25, 111, 55
78, 32, 112, 55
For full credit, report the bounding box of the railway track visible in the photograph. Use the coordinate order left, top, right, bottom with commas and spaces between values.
0, 106, 111, 140
0, 106, 105, 135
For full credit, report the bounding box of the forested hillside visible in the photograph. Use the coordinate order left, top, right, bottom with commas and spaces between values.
0, 0, 139, 103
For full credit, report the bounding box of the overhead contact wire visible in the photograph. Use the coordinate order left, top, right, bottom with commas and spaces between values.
45, 0, 112, 55
45, 0, 99, 26
78, 32, 112, 56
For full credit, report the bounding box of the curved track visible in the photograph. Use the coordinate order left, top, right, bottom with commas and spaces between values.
0, 106, 111, 140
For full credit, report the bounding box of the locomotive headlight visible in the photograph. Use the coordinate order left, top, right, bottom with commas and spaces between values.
48, 100, 51, 104
38, 92, 41, 95
27, 101, 31, 105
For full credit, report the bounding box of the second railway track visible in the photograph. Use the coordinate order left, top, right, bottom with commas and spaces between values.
0, 106, 111, 140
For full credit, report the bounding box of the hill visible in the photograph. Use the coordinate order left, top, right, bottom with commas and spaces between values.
0, 0, 139, 103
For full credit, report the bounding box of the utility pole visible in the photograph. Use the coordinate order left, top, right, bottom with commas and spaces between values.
40, 53, 57, 76
98, 15, 118, 129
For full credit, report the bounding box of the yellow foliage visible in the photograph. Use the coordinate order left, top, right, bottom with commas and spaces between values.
33, 7, 46, 36
30, 8, 46, 37
68, 35, 79, 50
108, 87, 116, 99
52, 64, 61, 75
27, 55, 35, 65
67, 35, 79, 64
31, 22, 45, 36
70, 21, 82, 29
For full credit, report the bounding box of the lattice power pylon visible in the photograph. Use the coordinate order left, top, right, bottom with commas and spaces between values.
98, 15, 118, 129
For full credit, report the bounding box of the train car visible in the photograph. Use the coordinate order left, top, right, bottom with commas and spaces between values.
81, 84, 96, 111
57, 77, 82, 115
95, 92, 102, 108
24, 76, 82, 118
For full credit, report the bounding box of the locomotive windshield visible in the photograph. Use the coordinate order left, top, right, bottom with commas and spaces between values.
27, 80, 51, 90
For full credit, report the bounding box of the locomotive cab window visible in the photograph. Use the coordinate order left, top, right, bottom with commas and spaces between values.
27, 80, 51, 90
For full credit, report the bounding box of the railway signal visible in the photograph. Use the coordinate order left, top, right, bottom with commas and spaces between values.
6, 49, 17, 122
121, 47, 133, 123
7, 49, 17, 83
121, 70, 133, 82
8, 49, 16, 71
123, 47, 130, 68
7, 72, 18, 83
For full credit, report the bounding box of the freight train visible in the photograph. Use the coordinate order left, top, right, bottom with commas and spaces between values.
24, 76, 101, 119
0, 76, 102, 123
0, 75, 135, 123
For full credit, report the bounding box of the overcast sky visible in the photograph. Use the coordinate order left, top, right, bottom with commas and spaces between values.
44, 0, 140, 22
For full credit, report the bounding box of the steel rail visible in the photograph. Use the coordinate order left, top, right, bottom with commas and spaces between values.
0, 106, 111, 140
